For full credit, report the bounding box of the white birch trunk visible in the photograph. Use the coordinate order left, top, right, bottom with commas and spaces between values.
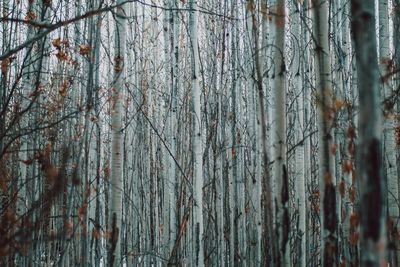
109, 0, 127, 265
250, 0, 277, 263
292, 2, 306, 266
167, 0, 180, 258
245, 2, 262, 264
313, 0, 338, 265
188, 0, 204, 265
379, 0, 399, 226
217, 4, 227, 264
271, 0, 290, 265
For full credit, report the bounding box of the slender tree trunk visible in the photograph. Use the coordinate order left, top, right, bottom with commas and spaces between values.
167, 1, 179, 262
217, 4, 227, 264
249, 0, 277, 264
312, 0, 338, 265
301, 2, 313, 263
351, 0, 387, 265
393, 2, 400, 264
188, 0, 204, 265
292, 2, 306, 266
109, 0, 127, 265
270, 1, 290, 265
378, 1, 399, 264
245, 2, 262, 264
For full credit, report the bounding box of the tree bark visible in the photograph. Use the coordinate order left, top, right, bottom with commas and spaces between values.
109, 0, 127, 265
188, 0, 204, 265
312, 0, 338, 265
352, 0, 387, 265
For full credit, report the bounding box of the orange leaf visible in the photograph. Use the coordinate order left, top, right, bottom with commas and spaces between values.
52, 38, 61, 49
78, 44, 90, 56
25, 10, 36, 21
334, 99, 345, 111
349, 232, 359, 245
1, 58, 10, 75
350, 212, 359, 227
349, 186, 356, 203
347, 126, 356, 139
342, 160, 353, 173
56, 50, 68, 61
59, 80, 69, 97
324, 172, 332, 185
338, 179, 345, 198
330, 143, 337, 155
92, 228, 100, 239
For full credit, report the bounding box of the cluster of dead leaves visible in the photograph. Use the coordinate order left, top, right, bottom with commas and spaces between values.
52, 37, 89, 64
78, 44, 90, 56
52, 38, 71, 62
395, 125, 400, 146
59, 79, 69, 97
25, 10, 37, 21
1, 56, 16, 76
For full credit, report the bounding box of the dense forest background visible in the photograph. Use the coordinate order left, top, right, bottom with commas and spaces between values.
0, 0, 399, 266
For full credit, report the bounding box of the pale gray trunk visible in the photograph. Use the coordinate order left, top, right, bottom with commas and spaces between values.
352, 0, 387, 265
109, 0, 127, 265
188, 0, 204, 265
292, 1, 306, 266
270, 0, 290, 265
378, 0, 398, 264
250, 1, 277, 263
313, 0, 338, 265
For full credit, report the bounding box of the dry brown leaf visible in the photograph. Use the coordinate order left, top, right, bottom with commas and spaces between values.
347, 126, 356, 139
1, 58, 10, 75
349, 232, 359, 245
334, 99, 345, 111
52, 38, 61, 49
78, 44, 90, 56
330, 143, 337, 155
342, 160, 353, 173
25, 10, 36, 21
338, 179, 345, 198
350, 212, 359, 227
349, 186, 356, 203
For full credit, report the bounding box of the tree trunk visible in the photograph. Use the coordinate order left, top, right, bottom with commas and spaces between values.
109, 0, 127, 265
312, 0, 338, 265
188, 0, 204, 265
351, 0, 387, 265
271, 0, 290, 265
249, 0, 277, 264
